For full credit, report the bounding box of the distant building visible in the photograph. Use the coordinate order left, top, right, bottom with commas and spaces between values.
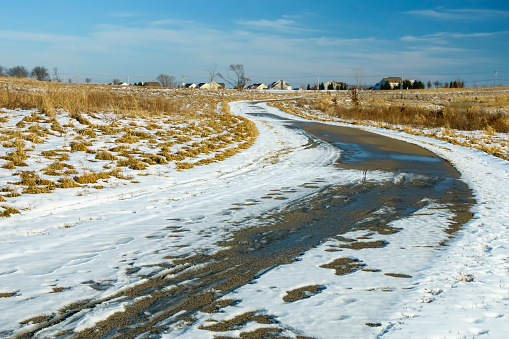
324, 80, 347, 90
247, 83, 268, 90
373, 77, 402, 90
184, 83, 197, 89
269, 80, 292, 90
214, 82, 226, 90
197, 81, 225, 90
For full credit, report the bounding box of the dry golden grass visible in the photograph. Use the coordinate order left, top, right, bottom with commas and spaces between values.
74, 171, 110, 184
0, 77, 296, 214
270, 87, 509, 160
95, 151, 118, 161
0, 205, 21, 217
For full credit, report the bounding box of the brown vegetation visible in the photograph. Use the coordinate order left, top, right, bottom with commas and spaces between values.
0, 77, 287, 216
269, 87, 509, 160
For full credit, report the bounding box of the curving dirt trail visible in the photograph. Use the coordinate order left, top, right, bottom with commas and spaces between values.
24, 101, 473, 338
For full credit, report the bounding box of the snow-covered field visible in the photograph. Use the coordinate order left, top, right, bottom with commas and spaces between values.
0, 100, 508, 338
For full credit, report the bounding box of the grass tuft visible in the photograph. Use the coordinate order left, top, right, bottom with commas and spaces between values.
0, 205, 21, 217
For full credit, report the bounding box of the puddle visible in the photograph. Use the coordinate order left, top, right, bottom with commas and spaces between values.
24, 102, 475, 338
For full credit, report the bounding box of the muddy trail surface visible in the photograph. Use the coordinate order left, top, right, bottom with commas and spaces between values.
25, 102, 473, 338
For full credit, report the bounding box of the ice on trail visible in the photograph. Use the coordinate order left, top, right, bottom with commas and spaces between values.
0, 101, 368, 335
0, 101, 508, 338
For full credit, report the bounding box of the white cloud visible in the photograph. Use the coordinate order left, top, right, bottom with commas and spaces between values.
108, 11, 139, 18
0, 30, 77, 44
407, 8, 509, 21
0, 17, 502, 84
235, 18, 297, 31
401, 30, 509, 44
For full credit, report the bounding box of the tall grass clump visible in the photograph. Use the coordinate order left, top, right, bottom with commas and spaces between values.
305, 97, 509, 133
3, 139, 28, 166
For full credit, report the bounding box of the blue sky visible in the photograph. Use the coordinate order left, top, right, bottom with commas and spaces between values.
1, 0, 507, 87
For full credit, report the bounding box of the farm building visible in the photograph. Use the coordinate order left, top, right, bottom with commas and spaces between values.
269, 80, 292, 90
248, 83, 268, 90
373, 77, 402, 90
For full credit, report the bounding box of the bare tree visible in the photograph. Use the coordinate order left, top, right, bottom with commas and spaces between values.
85, 77, 92, 84
208, 63, 219, 86
112, 78, 121, 85
433, 80, 441, 89
0, 65, 4, 77
52, 67, 61, 82
353, 67, 364, 89
219, 64, 250, 90
427, 80, 432, 89
8, 65, 29, 78
68, 78, 73, 83
157, 74, 176, 87
32, 66, 50, 81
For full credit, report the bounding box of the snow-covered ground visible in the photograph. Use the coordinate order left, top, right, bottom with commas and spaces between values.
0, 101, 508, 338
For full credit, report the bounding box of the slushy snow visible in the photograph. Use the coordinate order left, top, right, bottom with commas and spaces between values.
0, 101, 507, 338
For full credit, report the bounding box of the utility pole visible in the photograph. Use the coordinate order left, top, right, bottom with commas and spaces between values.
494, 70, 498, 87
318, 75, 320, 90
401, 73, 403, 90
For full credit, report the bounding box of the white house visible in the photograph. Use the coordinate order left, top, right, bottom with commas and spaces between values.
247, 83, 268, 90
197, 81, 225, 90
324, 80, 347, 90
269, 80, 292, 90
184, 83, 197, 89
373, 77, 402, 90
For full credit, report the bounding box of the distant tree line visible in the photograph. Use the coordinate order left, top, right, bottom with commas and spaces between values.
381, 80, 425, 90
428, 79, 465, 89
0, 65, 75, 83
0, 64, 52, 81
307, 82, 348, 90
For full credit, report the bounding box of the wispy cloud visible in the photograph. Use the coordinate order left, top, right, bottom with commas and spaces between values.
0, 16, 501, 84
148, 19, 196, 27
235, 18, 297, 31
108, 11, 139, 18
407, 8, 509, 21
0, 30, 77, 44
401, 30, 509, 44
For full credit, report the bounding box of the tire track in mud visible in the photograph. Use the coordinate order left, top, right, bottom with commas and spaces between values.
21, 102, 474, 338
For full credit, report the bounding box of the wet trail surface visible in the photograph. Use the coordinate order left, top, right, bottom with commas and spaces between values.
28, 102, 474, 338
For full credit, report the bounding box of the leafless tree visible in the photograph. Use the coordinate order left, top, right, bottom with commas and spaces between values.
68, 78, 73, 83
53, 67, 61, 82
157, 74, 176, 87
85, 77, 92, 84
32, 66, 50, 81
8, 65, 29, 78
208, 63, 220, 85
112, 78, 121, 85
0, 65, 4, 77
353, 67, 364, 89
433, 80, 441, 89
219, 64, 250, 90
